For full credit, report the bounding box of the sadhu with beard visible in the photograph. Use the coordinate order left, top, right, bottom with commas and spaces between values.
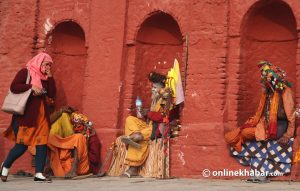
119, 72, 176, 178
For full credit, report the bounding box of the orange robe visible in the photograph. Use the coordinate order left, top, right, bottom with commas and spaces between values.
3, 102, 49, 146
47, 134, 90, 177
225, 87, 295, 152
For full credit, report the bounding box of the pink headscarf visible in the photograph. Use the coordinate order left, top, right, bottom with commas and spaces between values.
26, 53, 53, 89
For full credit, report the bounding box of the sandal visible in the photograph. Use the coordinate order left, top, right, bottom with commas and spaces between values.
245, 178, 270, 184
120, 136, 141, 149
120, 170, 142, 178
121, 171, 132, 178
257, 178, 270, 184
245, 178, 259, 183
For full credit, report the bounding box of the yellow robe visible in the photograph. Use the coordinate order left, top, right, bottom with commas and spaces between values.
124, 99, 162, 167
50, 112, 74, 138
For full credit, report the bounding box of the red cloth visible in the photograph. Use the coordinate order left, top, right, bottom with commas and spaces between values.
147, 111, 164, 122
269, 122, 277, 140
147, 109, 177, 123
88, 135, 101, 175
240, 123, 253, 129
11, 68, 56, 127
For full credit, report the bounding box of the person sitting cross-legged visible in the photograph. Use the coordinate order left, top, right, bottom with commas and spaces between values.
225, 61, 295, 183
118, 72, 175, 178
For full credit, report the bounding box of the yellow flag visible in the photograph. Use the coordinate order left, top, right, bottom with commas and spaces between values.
166, 59, 184, 105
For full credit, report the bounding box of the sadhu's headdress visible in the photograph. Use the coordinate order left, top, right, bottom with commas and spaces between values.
258, 60, 292, 92
71, 112, 95, 137
148, 72, 166, 87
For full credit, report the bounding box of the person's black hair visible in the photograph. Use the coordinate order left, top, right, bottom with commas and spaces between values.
148, 72, 166, 87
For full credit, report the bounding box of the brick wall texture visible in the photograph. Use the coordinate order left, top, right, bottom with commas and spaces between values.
1, 0, 300, 179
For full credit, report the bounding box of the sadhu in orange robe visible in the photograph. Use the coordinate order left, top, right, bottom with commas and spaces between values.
47, 112, 100, 177
225, 87, 295, 152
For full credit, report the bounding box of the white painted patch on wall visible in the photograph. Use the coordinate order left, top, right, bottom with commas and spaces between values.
178, 151, 186, 166
119, 82, 123, 93
44, 18, 53, 35
191, 91, 197, 97
75, 2, 84, 14
47, 35, 52, 45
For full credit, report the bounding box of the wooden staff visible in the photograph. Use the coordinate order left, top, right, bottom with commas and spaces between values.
183, 34, 189, 95
160, 88, 173, 179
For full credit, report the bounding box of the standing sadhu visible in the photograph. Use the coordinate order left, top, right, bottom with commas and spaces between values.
1, 53, 56, 182
225, 61, 295, 182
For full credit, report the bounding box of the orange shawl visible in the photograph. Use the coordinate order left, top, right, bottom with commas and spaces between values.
243, 91, 280, 139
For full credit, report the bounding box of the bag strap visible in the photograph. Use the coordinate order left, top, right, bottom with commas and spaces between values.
25, 69, 30, 85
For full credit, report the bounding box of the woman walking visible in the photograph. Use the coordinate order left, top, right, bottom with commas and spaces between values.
1, 52, 56, 182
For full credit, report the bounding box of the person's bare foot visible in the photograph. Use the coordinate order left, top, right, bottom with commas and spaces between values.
65, 170, 77, 179
65, 148, 79, 179
96, 171, 106, 177
44, 166, 53, 177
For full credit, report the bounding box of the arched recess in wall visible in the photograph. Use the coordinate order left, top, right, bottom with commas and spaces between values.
133, 11, 184, 108
238, 0, 297, 126
46, 21, 87, 111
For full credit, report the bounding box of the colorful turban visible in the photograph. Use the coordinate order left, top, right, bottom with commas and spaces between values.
258, 60, 292, 92
71, 112, 91, 135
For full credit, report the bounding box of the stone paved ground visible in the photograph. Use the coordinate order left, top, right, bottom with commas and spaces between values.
1, 176, 300, 191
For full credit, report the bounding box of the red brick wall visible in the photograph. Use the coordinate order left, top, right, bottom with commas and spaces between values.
46, 21, 87, 111
238, 0, 297, 126
226, 0, 300, 180
133, 12, 183, 110
1, 0, 300, 179
0, 0, 37, 170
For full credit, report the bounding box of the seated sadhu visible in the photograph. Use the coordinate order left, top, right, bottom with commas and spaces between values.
47, 107, 101, 178
119, 72, 176, 178
225, 61, 295, 152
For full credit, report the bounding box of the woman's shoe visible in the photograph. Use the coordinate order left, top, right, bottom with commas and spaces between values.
0, 163, 8, 182
34, 176, 52, 183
